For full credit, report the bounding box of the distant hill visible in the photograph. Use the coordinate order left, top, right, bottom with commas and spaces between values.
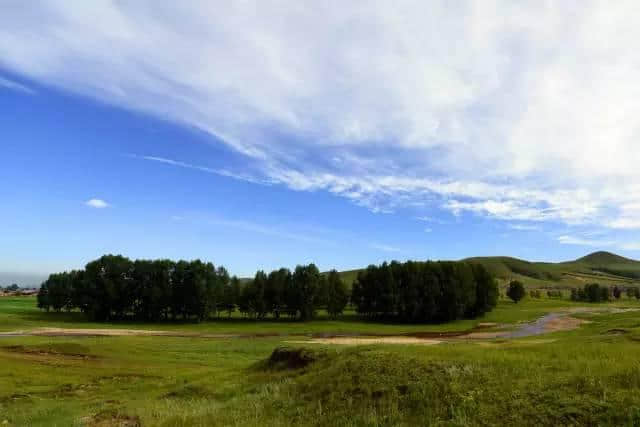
0, 272, 46, 288
338, 251, 640, 288
574, 251, 637, 265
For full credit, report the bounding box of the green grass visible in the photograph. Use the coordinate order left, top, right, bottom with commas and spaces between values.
3, 296, 640, 425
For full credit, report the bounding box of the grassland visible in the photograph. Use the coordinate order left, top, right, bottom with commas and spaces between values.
3, 295, 640, 426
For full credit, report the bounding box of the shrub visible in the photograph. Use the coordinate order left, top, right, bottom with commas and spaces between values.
546, 290, 562, 298
571, 283, 610, 303
613, 286, 622, 299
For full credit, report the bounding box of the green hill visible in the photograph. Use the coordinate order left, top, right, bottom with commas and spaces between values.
339, 251, 640, 288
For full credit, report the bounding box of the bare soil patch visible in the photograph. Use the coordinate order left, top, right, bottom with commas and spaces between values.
81, 409, 140, 427
2, 343, 96, 360
288, 337, 442, 345
543, 316, 588, 332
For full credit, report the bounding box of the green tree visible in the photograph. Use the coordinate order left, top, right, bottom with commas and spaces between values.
37, 281, 50, 311
325, 270, 348, 318
266, 268, 290, 318
292, 264, 321, 320
613, 286, 622, 299
506, 280, 525, 304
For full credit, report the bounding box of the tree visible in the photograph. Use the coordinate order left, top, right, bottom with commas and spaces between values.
266, 268, 290, 318
470, 264, 498, 317
351, 260, 498, 323
37, 281, 50, 311
506, 280, 525, 303
325, 270, 348, 318
613, 286, 622, 299
223, 276, 241, 318
292, 264, 321, 320
250, 271, 268, 318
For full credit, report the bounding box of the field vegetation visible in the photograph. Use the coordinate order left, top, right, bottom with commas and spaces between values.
2, 292, 640, 426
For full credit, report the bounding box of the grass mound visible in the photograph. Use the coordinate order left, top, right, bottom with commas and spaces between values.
265, 346, 327, 370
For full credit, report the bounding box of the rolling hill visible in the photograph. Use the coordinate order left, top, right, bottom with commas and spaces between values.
339, 251, 640, 288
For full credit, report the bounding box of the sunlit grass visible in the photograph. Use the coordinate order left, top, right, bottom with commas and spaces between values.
3, 296, 640, 425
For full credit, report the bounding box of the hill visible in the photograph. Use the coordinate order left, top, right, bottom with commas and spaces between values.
0, 272, 46, 288
574, 251, 637, 265
339, 251, 640, 288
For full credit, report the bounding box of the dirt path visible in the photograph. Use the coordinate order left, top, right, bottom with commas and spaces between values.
0, 307, 627, 344
287, 337, 442, 345
297, 311, 593, 345
0, 327, 237, 339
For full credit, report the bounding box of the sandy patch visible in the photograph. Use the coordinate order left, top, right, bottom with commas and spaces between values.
463, 331, 507, 339
0, 327, 237, 339
476, 322, 499, 328
30, 327, 174, 336
286, 337, 442, 346
542, 316, 589, 332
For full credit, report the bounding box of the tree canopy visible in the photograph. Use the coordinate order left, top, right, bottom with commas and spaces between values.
351, 260, 498, 322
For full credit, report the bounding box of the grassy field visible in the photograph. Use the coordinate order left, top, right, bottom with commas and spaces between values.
3, 296, 640, 425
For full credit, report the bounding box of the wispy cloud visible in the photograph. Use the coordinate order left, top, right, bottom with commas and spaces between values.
0, 76, 35, 95
85, 198, 109, 209
371, 243, 402, 253
133, 155, 272, 186
557, 235, 614, 247
507, 224, 541, 231
416, 216, 450, 225
201, 217, 334, 246
557, 233, 640, 252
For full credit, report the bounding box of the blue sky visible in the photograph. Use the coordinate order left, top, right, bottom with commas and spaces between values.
2, 2, 640, 279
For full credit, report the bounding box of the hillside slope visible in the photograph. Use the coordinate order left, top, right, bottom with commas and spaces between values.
339, 251, 640, 288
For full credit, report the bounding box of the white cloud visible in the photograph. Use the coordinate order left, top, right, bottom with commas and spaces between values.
424, 228, 432, 233
620, 242, 640, 251
0, 75, 35, 95
3, 2, 640, 232
85, 198, 109, 209
555, 233, 640, 252
557, 235, 614, 247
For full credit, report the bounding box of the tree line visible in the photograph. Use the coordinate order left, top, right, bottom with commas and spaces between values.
37, 255, 500, 323
569, 283, 640, 302
36, 255, 349, 321
351, 260, 498, 322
